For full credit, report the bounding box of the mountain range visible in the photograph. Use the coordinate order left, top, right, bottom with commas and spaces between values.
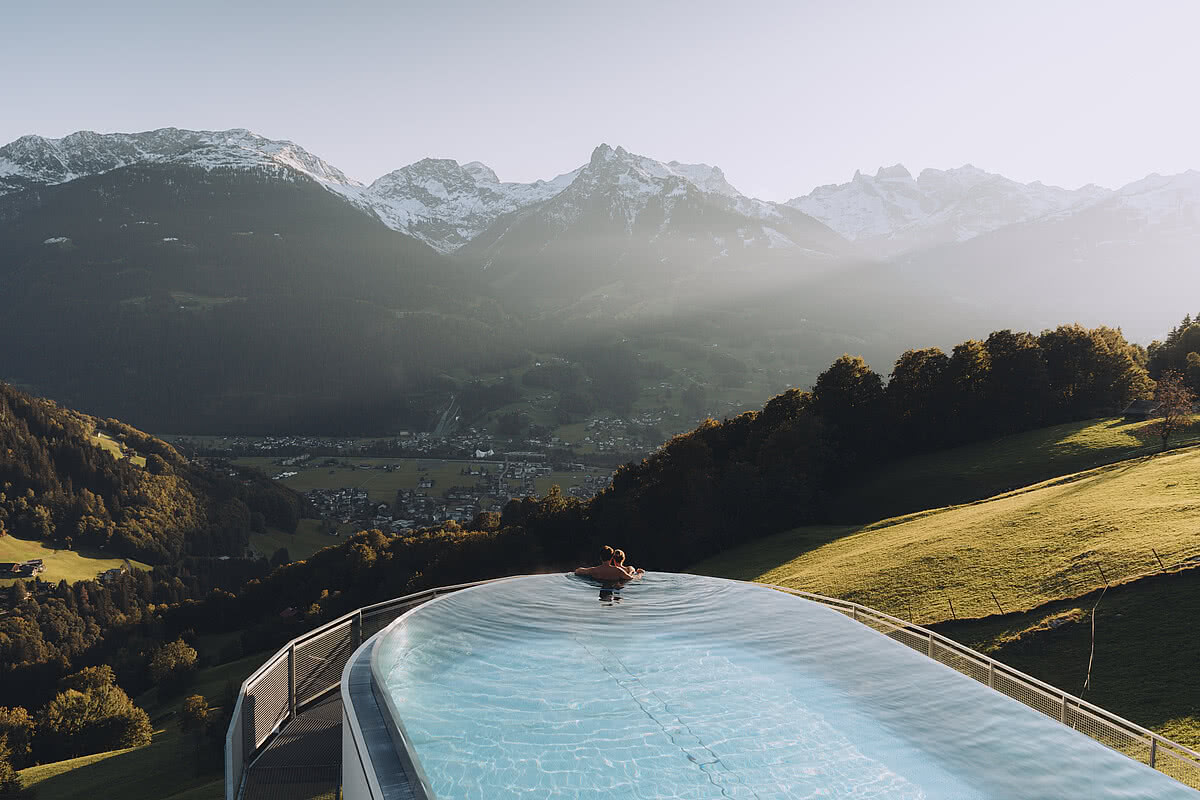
5, 128, 1198, 268
2, 126, 1199, 432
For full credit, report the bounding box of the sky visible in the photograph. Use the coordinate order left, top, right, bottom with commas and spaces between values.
4, 0, 1199, 200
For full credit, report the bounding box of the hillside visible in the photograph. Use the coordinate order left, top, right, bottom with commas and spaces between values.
17, 650, 269, 800
938, 566, 1200, 749
691, 444, 1200, 623
0, 163, 496, 433
0, 382, 304, 562
840, 414, 1200, 522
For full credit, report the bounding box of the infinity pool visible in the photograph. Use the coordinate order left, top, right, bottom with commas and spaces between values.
372, 573, 1197, 799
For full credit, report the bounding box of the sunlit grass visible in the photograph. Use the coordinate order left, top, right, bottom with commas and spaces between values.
840, 415, 1200, 521
0, 534, 150, 586
90, 430, 148, 468
693, 445, 1200, 624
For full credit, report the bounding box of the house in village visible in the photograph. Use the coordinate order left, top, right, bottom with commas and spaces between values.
101, 565, 129, 583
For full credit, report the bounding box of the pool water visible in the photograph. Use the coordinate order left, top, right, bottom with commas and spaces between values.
374, 573, 1197, 799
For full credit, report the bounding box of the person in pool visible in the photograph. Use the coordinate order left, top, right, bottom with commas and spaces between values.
609, 548, 644, 578
574, 545, 643, 582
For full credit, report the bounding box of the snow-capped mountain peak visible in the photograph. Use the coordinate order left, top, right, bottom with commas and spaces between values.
362, 157, 581, 253
790, 163, 1113, 254
462, 161, 500, 184
1104, 169, 1200, 225
0, 127, 360, 196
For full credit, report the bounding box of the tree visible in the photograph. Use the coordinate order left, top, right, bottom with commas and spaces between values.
887, 348, 949, 451
0, 734, 21, 797
149, 638, 198, 697
35, 683, 152, 761
270, 547, 290, 568
811, 354, 885, 463
984, 330, 1050, 434
180, 695, 209, 734
60, 665, 117, 693
0, 708, 32, 770
1150, 370, 1196, 451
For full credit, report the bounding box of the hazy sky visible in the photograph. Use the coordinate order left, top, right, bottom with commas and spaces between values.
5, 0, 1199, 199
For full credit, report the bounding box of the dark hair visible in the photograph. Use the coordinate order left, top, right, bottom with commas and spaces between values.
613, 549, 626, 565
600, 545, 614, 565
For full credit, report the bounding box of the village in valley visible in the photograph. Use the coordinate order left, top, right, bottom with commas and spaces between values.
167, 412, 686, 537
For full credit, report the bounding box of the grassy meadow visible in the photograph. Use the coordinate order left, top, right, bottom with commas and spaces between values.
248, 518, 348, 562
692, 445, 1200, 624
0, 534, 150, 586
840, 414, 1200, 522
90, 431, 147, 468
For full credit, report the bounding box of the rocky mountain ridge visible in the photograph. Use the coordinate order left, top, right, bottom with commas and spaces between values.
789, 164, 1112, 255
4, 128, 1200, 264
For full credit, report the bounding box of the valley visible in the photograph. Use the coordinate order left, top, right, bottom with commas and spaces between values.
9, 4, 1200, 797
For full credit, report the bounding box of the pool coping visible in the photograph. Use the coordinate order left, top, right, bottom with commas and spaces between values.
351, 575, 533, 799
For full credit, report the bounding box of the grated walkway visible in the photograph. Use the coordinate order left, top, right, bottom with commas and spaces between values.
242, 693, 342, 800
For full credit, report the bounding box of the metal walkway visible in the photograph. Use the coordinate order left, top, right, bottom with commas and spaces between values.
243, 694, 342, 800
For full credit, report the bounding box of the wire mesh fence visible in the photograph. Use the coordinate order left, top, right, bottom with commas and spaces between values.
768, 584, 1200, 791
226, 580, 497, 800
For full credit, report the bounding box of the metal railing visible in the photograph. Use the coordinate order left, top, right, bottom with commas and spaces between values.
225, 580, 496, 800
228, 576, 1200, 798
762, 583, 1200, 790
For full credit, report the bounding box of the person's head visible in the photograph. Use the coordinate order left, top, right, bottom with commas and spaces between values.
600, 545, 614, 565
613, 549, 626, 565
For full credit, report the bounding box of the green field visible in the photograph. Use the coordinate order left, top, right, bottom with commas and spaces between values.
234, 456, 607, 504
0, 534, 150, 586
692, 445, 1200, 624
842, 414, 1200, 522
249, 518, 347, 562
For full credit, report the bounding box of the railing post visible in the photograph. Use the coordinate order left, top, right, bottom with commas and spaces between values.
1060, 695, 1068, 724
1150, 736, 1158, 769
851, 606, 858, 622
987, 662, 995, 689
287, 643, 297, 721
354, 609, 363, 647
927, 632, 935, 658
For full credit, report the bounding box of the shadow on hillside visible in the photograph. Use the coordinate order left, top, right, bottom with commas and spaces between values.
22, 725, 220, 800
937, 566, 1200, 750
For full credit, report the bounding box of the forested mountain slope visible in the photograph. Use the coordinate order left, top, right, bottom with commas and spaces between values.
0, 382, 304, 562
0, 165, 516, 432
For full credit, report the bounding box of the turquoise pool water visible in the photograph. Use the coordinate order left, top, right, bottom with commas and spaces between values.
373, 573, 1198, 799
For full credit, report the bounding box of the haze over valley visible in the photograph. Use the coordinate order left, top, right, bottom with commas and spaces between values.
2, 127, 1197, 434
